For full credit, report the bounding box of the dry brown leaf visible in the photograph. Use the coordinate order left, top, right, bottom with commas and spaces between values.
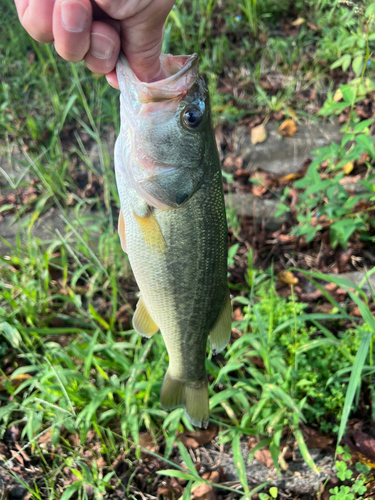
38, 430, 52, 444
96, 456, 107, 468
365, 480, 375, 498
139, 432, 158, 454
278, 172, 303, 182
248, 437, 274, 468
179, 425, 217, 448
0, 374, 32, 391
253, 185, 268, 197
302, 426, 334, 449
279, 271, 299, 285
192, 484, 216, 500
251, 124, 267, 145
300, 290, 324, 302
307, 22, 319, 30
0, 442, 9, 460
201, 471, 220, 483
233, 308, 243, 321
333, 89, 343, 102
291, 17, 305, 26
278, 119, 297, 137
255, 449, 274, 468
342, 161, 354, 175
68, 433, 80, 447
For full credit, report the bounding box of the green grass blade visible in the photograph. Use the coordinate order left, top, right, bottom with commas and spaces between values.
177, 441, 199, 477
232, 434, 250, 498
157, 470, 198, 481
336, 331, 372, 451
293, 428, 318, 472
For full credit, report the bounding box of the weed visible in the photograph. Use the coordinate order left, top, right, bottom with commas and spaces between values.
329, 446, 370, 500
276, 4, 375, 249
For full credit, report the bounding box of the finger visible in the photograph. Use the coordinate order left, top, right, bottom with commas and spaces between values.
84, 21, 120, 75
94, 0, 175, 82
15, 0, 54, 43
120, 18, 166, 82
53, 0, 92, 62
105, 69, 119, 89
93, 0, 151, 21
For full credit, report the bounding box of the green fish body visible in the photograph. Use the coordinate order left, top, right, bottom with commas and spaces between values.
115, 53, 231, 427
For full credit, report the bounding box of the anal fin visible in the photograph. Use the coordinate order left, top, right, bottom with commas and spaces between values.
133, 295, 159, 338
118, 210, 127, 253
209, 292, 232, 354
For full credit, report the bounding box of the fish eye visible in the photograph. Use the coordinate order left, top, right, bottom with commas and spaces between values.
182, 106, 202, 129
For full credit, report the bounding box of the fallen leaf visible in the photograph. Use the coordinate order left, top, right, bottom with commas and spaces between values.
253, 185, 268, 197
255, 449, 274, 468
233, 308, 243, 321
179, 426, 217, 448
251, 124, 267, 145
365, 481, 375, 498
158, 480, 183, 500
307, 22, 320, 30
201, 471, 220, 483
302, 426, 334, 449
139, 432, 159, 454
278, 172, 303, 182
68, 433, 80, 447
278, 119, 297, 137
343, 161, 354, 175
316, 303, 334, 314
38, 430, 52, 444
291, 17, 305, 26
248, 437, 274, 468
192, 483, 216, 500
343, 431, 375, 465
0, 443, 9, 460
96, 456, 107, 468
0, 374, 32, 391
14, 442, 31, 463
279, 271, 299, 285
325, 283, 338, 293
333, 89, 343, 102
299, 289, 323, 301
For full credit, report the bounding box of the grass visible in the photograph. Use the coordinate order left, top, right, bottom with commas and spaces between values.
1, 0, 375, 498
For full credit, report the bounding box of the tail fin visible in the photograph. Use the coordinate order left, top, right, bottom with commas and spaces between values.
160, 370, 209, 429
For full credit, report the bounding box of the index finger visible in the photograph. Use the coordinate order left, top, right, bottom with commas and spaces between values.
14, 0, 55, 43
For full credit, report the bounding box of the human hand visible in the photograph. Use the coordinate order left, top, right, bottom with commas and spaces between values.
14, 0, 176, 86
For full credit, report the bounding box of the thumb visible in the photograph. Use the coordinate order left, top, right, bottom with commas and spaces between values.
120, 19, 165, 82
119, 0, 175, 82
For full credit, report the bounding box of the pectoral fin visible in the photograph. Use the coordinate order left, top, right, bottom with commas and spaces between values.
118, 210, 127, 253
133, 295, 159, 337
134, 210, 167, 254
209, 292, 232, 354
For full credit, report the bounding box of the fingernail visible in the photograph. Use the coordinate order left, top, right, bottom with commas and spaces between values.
61, 1, 89, 33
91, 33, 115, 60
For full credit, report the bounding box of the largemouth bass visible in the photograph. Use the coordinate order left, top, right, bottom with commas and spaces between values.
114, 53, 231, 428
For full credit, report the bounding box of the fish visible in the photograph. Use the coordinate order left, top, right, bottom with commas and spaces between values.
114, 52, 231, 428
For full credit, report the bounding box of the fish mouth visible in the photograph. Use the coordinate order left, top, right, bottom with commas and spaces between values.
117, 53, 198, 103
